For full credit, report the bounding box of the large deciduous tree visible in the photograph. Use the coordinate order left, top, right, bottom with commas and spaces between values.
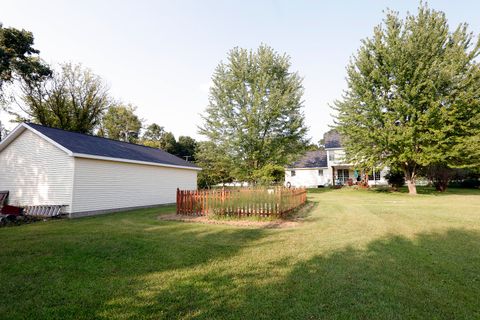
102, 104, 142, 143
14, 63, 110, 134
333, 4, 480, 194
141, 124, 177, 154
0, 24, 51, 100
176, 136, 197, 161
199, 44, 308, 183
142, 123, 165, 142
0, 24, 51, 138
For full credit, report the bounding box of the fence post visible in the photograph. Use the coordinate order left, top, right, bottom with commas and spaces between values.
176, 188, 179, 214
177, 187, 305, 217
221, 187, 225, 215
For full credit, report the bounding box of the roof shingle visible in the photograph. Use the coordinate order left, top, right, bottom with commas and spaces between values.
324, 131, 342, 149
26, 123, 199, 169
289, 150, 327, 168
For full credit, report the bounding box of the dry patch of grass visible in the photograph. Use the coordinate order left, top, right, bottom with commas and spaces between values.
158, 201, 315, 229
158, 213, 299, 228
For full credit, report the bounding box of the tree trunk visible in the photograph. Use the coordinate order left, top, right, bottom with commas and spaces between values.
434, 180, 449, 192
406, 180, 417, 195
403, 164, 417, 195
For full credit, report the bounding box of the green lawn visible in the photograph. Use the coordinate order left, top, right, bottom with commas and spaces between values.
1, 188, 480, 319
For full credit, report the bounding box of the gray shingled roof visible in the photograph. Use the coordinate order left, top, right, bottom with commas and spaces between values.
26, 123, 199, 169
289, 150, 327, 168
324, 131, 342, 149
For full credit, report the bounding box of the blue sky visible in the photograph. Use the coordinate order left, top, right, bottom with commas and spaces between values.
1, 0, 479, 142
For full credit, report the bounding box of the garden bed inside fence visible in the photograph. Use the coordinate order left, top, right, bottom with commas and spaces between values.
176, 187, 307, 218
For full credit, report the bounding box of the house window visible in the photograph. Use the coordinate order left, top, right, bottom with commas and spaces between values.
318, 170, 323, 176
337, 169, 349, 184
368, 170, 381, 181
329, 152, 335, 162
291, 170, 296, 177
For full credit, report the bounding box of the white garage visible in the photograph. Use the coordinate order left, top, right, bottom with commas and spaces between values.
0, 122, 200, 217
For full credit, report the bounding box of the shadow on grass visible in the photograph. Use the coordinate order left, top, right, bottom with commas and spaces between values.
307, 187, 335, 194
245, 229, 480, 319
370, 186, 480, 196
99, 228, 480, 319
0, 208, 268, 319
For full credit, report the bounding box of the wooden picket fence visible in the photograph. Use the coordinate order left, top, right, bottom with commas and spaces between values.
176, 187, 307, 217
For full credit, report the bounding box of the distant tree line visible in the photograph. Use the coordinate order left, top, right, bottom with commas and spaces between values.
0, 24, 197, 163
3, 4, 478, 192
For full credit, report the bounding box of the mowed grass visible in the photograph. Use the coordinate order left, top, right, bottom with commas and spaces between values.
1, 188, 479, 319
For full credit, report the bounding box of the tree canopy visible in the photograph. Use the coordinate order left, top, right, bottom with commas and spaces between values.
176, 136, 197, 161
333, 4, 480, 194
195, 141, 234, 188
102, 104, 142, 143
199, 44, 309, 183
141, 123, 197, 160
142, 123, 165, 142
13, 63, 111, 134
0, 24, 51, 101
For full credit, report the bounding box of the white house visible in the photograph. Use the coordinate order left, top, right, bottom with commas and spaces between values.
0, 123, 200, 217
285, 131, 388, 188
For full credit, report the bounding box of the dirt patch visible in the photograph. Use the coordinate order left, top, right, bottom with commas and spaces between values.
157, 201, 315, 229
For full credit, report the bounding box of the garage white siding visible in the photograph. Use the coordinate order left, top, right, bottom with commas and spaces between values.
71, 157, 197, 215
0, 130, 74, 211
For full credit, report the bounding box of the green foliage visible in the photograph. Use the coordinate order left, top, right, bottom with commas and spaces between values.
176, 136, 197, 161
458, 179, 480, 189
141, 123, 168, 149
158, 132, 178, 154
142, 123, 164, 141
199, 44, 309, 183
102, 104, 142, 142
422, 163, 456, 192
195, 141, 234, 188
141, 123, 197, 159
0, 24, 51, 101
252, 163, 285, 185
333, 4, 480, 194
447, 168, 480, 188
385, 168, 406, 190
15, 63, 110, 134
143, 130, 178, 154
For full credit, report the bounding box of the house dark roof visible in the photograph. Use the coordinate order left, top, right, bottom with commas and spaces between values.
289, 150, 327, 168
26, 123, 199, 169
324, 131, 342, 149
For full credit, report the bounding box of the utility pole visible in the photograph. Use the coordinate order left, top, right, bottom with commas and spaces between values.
184, 156, 191, 162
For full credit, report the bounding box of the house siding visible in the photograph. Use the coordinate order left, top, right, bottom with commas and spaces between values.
0, 130, 74, 211
71, 157, 197, 215
326, 149, 350, 167
285, 168, 329, 188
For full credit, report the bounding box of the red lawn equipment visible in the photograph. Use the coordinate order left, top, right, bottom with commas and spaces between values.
0, 191, 24, 225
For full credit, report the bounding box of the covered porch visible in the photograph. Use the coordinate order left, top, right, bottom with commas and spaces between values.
331, 166, 385, 187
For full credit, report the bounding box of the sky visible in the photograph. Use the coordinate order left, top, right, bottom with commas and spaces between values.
1, 0, 479, 142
